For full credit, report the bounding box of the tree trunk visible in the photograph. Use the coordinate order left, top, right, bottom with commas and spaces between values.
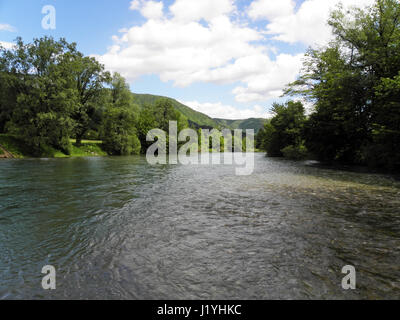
76, 136, 83, 147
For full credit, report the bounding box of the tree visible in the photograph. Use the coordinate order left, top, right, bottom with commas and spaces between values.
102, 107, 141, 155
0, 45, 17, 133
136, 98, 188, 153
3, 37, 77, 155
101, 73, 141, 155
259, 101, 307, 158
65, 52, 111, 146
286, 0, 400, 168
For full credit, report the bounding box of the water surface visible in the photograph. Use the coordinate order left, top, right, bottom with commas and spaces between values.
0, 154, 399, 299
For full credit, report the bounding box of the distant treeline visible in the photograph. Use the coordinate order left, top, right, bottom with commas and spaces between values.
256, 0, 400, 171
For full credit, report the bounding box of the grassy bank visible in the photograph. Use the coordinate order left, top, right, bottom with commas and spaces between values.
65, 139, 107, 158
50, 140, 107, 158
0, 134, 107, 158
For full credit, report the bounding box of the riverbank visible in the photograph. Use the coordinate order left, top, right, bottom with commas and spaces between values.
0, 144, 14, 158
0, 134, 107, 159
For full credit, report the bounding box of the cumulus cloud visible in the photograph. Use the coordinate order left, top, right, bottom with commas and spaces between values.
249, 0, 375, 46
181, 100, 274, 120
0, 23, 16, 32
130, 0, 164, 19
232, 53, 304, 102
96, 0, 304, 104
170, 0, 235, 23
97, 0, 375, 115
248, 0, 295, 21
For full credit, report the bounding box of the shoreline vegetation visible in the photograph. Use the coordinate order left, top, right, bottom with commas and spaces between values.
0, 134, 263, 159
0, 0, 399, 173
255, 0, 400, 172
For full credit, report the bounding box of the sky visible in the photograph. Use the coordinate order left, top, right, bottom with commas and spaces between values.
0, 0, 375, 120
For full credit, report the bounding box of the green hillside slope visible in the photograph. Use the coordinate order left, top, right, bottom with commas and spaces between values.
213, 118, 267, 133
131, 93, 267, 132
132, 93, 220, 129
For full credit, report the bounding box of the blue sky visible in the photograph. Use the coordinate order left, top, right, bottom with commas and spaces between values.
0, 0, 373, 119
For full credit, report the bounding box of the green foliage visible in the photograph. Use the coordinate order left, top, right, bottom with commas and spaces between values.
285, 0, 400, 169
214, 118, 267, 133
69, 142, 107, 157
132, 93, 218, 129
1, 37, 77, 156
102, 107, 141, 155
281, 144, 308, 160
64, 51, 110, 146
136, 98, 188, 153
101, 73, 141, 156
0, 134, 32, 158
258, 101, 307, 157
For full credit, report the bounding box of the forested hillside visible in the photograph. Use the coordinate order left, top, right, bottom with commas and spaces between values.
214, 118, 267, 133
132, 94, 220, 129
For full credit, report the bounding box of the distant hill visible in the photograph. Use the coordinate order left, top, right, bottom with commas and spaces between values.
132, 93, 219, 129
131, 93, 266, 132
213, 118, 267, 133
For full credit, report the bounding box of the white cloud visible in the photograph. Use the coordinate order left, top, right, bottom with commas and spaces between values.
130, 0, 141, 11
181, 100, 273, 120
130, 0, 164, 20
248, 0, 295, 21
0, 23, 16, 32
97, 0, 375, 112
96, 0, 303, 104
0, 41, 14, 49
141, 1, 164, 20
232, 53, 304, 102
250, 0, 375, 46
170, 0, 235, 23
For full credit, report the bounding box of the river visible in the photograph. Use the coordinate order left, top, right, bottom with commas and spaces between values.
0, 154, 399, 299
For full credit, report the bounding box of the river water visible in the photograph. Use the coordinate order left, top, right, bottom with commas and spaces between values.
0, 154, 399, 299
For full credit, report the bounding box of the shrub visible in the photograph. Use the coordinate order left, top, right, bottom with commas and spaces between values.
281, 144, 308, 160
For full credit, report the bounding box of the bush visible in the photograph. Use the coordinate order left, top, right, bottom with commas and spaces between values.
281, 144, 308, 160
103, 133, 141, 156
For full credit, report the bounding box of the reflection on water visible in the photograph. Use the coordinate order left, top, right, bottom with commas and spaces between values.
0, 154, 399, 299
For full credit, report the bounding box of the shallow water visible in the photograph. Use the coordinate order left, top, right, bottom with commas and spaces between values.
0, 154, 399, 299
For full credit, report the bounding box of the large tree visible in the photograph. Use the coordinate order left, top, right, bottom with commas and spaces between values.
65, 52, 110, 146
3, 37, 77, 155
258, 101, 306, 158
286, 0, 400, 168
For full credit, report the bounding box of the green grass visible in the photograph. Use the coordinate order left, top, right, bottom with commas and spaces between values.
69, 139, 103, 145
67, 143, 107, 157
52, 140, 107, 158
0, 134, 107, 158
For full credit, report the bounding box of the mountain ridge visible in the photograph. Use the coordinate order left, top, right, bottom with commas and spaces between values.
131, 93, 266, 132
